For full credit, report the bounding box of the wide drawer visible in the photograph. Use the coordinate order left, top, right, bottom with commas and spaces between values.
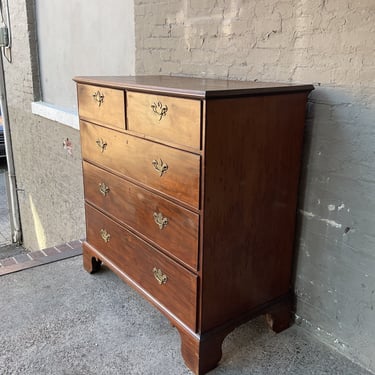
83, 161, 199, 269
85, 204, 198, 330
77, 84, 125, 130
80, 121, 200, 209
127, 91, 201, 149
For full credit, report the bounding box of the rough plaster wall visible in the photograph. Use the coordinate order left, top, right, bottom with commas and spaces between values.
4, 1, 85, 250
135, 0, 375, 371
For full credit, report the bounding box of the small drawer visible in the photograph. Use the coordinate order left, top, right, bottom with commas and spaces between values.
80, 121, 200, 209
127, 91, 201, 149
77, 84, 125, 129
85, 204, 198, 331
83, 161, 199, 269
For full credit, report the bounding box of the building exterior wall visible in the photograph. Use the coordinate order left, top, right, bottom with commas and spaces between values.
4, 1, 85, 251
135, 0, 375, 372
4, 1, 135, 250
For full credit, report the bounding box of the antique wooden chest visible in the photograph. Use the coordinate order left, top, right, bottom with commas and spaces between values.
75, 75, 313, 374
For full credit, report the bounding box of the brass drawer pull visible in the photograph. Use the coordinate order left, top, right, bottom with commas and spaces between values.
151, 101, 168, 121
96, 138, 107, 152
98, 182, 110, 196
93, 90, 104, 106
153, 212, 168, 230
100, 229, 110, 243
153, 267, 168, 285
152, 159, 168, 177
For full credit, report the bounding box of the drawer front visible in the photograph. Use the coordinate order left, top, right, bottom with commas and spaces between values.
85, 204, 198, 330
77, 84, 125, 129
127, 91, 201, 149
80, 121, 200, 209
83, 161, 199, 269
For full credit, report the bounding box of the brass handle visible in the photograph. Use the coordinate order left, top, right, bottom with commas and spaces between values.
151, 101, 168, 121
152, 159, 168, 177
153, 212, 168, 230
100, 229, 110, 243
96, 138, 107, 152
153, 267, 168, 285
93, 90, 104, 106
99, 182, 110, 196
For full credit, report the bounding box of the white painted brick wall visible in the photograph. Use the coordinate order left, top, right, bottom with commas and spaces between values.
136, 0, 375, 88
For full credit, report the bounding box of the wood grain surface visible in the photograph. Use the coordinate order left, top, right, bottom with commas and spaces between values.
80, 121, 201, 209
127, 91, 201, 149
83, 161, 199, 269
77, 84, 125, 129
85, 203, 198, 331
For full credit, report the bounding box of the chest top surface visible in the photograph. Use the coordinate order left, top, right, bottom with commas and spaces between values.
74, 75, 313, 98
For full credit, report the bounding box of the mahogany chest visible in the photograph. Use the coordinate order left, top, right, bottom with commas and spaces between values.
75, 75, 313, 374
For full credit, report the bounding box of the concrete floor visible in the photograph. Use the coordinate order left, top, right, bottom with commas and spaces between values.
0, 256, 372, 375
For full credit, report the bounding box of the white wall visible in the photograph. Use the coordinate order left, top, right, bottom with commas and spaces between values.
36, 0, 135, 110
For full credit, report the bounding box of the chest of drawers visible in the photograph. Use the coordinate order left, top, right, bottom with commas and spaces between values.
75, 75, 313, 374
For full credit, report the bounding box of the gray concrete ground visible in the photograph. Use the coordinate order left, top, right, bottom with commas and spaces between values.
0, 256, 372, 375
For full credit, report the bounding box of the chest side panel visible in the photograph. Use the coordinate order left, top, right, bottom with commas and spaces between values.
200, 93, 309, 331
